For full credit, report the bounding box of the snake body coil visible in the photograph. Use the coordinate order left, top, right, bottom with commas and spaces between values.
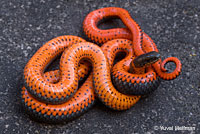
22, 38, 141, 122
83, 7, 181, 80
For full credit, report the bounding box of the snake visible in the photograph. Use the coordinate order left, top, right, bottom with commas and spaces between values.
22, 7, 182, 123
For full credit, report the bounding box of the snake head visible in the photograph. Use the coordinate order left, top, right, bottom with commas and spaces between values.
133, 51, 161, 68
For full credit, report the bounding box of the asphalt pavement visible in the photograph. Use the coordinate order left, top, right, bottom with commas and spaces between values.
0, 0, 199, 133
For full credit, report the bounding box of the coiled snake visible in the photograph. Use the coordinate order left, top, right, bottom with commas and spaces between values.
22, 7, 182, 123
